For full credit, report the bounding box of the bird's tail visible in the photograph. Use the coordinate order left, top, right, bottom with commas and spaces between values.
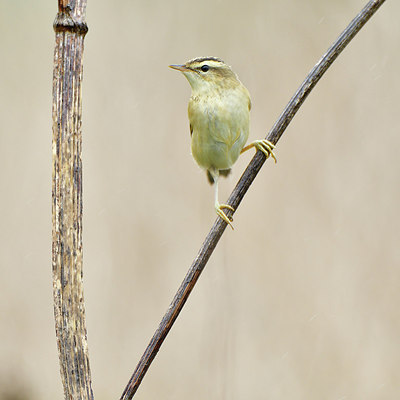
207, 168, 231, 185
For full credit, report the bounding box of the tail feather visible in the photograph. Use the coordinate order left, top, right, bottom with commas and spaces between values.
206, 168, 231, 185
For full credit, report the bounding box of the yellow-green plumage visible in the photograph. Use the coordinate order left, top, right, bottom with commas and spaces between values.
169, 57, 275, 228
189, 84, 251, 172
179, 58, 251, 176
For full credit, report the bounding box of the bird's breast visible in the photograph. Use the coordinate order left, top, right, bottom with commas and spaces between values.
188, 90, 250, 171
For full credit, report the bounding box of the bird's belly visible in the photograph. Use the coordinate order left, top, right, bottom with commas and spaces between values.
189, 94, 250, 171
191, 123, 248, 170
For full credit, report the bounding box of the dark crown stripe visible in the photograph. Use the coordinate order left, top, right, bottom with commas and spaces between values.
188, 56, 224, 64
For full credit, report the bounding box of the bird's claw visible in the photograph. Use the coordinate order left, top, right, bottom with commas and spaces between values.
215, 203, 235, 230
254, 139, 277, 163
241, 139, 277, 163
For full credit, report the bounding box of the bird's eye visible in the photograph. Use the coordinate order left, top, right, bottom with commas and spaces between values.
200, 65, 210, 72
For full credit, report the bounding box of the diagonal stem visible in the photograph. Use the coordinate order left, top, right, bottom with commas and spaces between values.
120, 1, 386, 398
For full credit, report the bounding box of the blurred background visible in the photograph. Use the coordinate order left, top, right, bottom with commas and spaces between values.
1, 0, 399, 399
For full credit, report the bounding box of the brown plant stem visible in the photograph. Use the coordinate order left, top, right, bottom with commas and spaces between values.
121, 0, 386, 398
52, 1, 92, 399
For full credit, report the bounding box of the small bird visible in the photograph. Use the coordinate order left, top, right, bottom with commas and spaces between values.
169, 57, 276, 228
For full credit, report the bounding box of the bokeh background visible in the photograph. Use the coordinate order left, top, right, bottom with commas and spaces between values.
1, 0, 399, 399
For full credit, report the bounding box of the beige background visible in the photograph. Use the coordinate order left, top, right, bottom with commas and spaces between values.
1, 0, 399, 399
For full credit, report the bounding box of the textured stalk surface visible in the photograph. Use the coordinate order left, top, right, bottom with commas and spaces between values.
51, 1, 92, 399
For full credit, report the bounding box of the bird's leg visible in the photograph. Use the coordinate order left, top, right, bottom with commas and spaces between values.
215, 184, 235, 229
241, 139, 277, 163
210, 169, 234, 229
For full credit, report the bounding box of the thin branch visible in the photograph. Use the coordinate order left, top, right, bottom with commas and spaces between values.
52, 1, 92, 399
121, 0, 386, 398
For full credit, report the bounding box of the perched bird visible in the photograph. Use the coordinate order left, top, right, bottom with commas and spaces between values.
169, 57, 276, 228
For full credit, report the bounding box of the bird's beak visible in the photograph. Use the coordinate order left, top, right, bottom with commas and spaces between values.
169, 64, 189, 72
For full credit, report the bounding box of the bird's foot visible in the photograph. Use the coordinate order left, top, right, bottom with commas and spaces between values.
215, 203, 235, 230
241, 139, 277, 163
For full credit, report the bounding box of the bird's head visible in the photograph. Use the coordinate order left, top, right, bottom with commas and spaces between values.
169, 57, 240, 93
